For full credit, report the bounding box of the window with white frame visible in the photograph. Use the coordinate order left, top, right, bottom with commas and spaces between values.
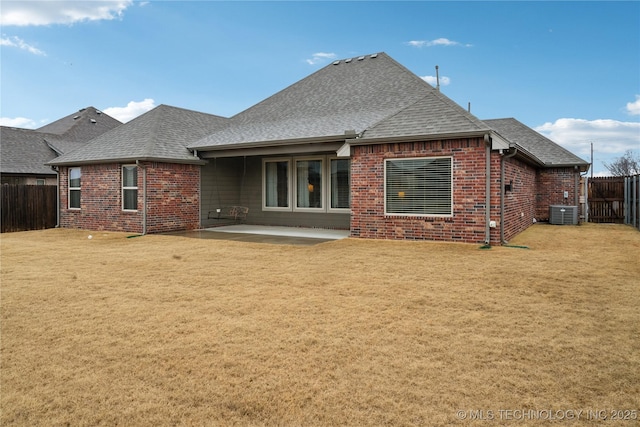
385, 157, 452, 216
264, 159, 290, 209
262, 156, 350, 212
295, 158, 323, 210
330, 158, 350, 210
68, 167, 81, 209
122, 165, 138, 211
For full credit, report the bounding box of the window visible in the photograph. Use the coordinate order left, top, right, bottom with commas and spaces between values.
122, 165, 138, 211
262, 156, 350, 212
385, 157, 452, 216
264, 160, 290, 209
36, 179, 45, 185
69, 167, 81, 209
330, 158, 350, 210
295, 159, 323, 210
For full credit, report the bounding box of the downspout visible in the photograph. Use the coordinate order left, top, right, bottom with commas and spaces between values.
484, 134, 492, 245
574, 165, 579, 206
51, 165, 60, 228
136, 160, 147, 235
500, 148, 518, 244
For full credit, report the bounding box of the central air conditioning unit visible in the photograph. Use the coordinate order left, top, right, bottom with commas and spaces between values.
549, 205, 578, 225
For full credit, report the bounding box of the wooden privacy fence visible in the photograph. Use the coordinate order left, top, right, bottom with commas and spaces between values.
588, 175, 640, 229
1, 184, 57, 233
588, 176, 625, 223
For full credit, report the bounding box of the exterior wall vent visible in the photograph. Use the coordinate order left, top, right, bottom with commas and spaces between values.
549, 205, 578, 225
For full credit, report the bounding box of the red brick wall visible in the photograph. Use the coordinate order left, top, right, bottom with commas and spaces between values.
59, 162, 200, 233
350, 138, 503, 244
145, 162, 200, 233
502, 156, 537, 242
535, 167, 580, 221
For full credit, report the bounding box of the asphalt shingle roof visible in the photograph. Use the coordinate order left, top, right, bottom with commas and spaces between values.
18, 54, 587, 171
37, 107, 122, 147
1, 106, 122, 176
0, 127, 58, 175
190, 52, 488, 149
48, 105, 229, 166
484, 118, 589, 168
361, 91, 490, 140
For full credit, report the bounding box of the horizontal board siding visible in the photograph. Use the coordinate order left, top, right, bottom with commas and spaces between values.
201, 156, 349, 229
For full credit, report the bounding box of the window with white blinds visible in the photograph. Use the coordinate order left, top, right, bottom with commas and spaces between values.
385, 157, 452, 216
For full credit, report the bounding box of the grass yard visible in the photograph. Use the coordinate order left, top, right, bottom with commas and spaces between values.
1, 224, 639, 426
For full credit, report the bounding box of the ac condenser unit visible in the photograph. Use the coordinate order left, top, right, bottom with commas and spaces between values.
549, 205, 578, 225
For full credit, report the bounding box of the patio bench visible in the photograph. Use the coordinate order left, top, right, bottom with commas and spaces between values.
207, 206, 249, 222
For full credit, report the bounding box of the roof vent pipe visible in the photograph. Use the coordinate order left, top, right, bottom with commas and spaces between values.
435, 65, 440, 91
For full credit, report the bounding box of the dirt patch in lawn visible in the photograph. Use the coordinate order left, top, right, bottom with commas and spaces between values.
1, 224, 639, 426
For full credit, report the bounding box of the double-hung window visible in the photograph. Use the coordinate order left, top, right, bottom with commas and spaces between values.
68, 167, 81, 209
122, 165, 138, 211
385, 157, 452, 216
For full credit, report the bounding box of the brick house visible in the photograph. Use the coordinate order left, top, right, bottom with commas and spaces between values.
48, 105, 228, 234
48, 52, 589, 244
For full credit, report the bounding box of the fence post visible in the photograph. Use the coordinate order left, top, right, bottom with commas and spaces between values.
624, 176, 633, 224
633, 175, 638, 230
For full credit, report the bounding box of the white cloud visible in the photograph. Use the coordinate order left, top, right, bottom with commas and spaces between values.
626, 95, 640, 115
306, 52, 336, 65
535, 118, 640, 156
0, 1, 133, 26
0, 35, 46, 55
407, 38, 472, 48
0, 116, 37, 128
421, 75, 451, 87
103, 99, 156, 123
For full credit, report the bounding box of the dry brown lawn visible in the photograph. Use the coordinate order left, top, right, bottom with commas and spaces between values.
1, 224, 639, 426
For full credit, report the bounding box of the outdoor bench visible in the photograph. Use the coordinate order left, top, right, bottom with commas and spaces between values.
207, 206, 249, 222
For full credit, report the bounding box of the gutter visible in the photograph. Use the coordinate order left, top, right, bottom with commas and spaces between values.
190, 133, 350, 153
135, 160, 147, 235
47, 156, 207, 168
349, 130, 491, 146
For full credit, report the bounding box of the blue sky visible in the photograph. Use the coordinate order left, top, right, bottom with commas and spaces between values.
1, 1, 638, 175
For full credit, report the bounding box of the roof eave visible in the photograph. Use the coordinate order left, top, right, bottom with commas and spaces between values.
350, 130, 491, 146
509, 145, 590, 172
46, 156, 207, 167
190, 134, 348, 152
542, 162, 591, 172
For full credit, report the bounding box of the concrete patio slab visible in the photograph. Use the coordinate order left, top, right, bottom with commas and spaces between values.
163, 225, 350, 246
206, 225, 350, 240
